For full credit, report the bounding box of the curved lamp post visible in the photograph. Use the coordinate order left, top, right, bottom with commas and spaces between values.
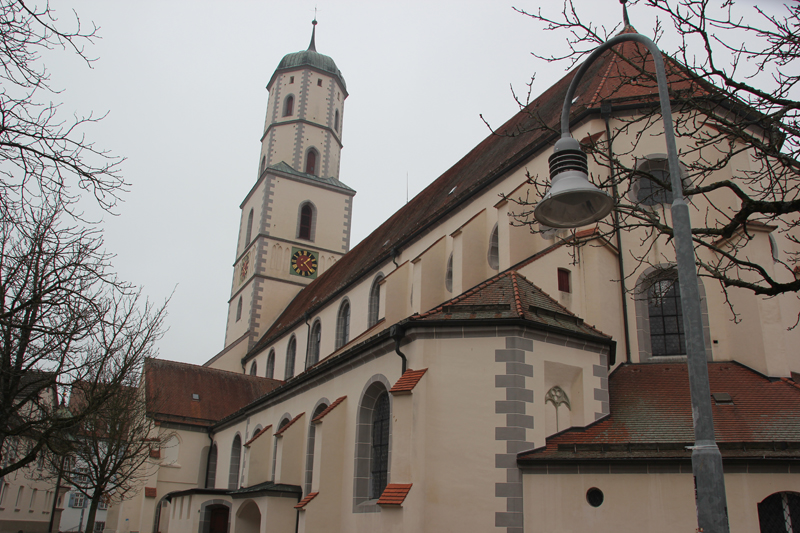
535, 33, 729, 533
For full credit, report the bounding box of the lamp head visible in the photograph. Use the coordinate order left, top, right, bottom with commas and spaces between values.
534, 136, 614, 228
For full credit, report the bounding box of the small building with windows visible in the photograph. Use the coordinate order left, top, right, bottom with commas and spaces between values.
108, 20, 800, 533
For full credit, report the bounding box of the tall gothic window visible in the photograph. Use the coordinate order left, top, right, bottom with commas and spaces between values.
305, 150, 317, 175
285, 336, 297, 380
266, 349, 275, 379
370, 392, 390, 499
249, 361, 257, 376
368, 274, 383, 327
336, 300, 350, 349
245, 209, 254, 246
309, 320, 322, 367
228, 435, 241, 490
334, 109, 340, 132
488, 224, 499, 270
648, 277, 685, 356
283, 95, 294, 117
304, 402, 329, 494
445, 253, 453, 292
759, 492, 800, 532
236, 297, 242, 322
299, 203, 313, 240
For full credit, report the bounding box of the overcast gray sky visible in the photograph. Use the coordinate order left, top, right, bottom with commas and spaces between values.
41, 0, 770, 366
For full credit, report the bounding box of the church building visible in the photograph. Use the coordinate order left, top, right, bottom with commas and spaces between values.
105, 20, 800, 533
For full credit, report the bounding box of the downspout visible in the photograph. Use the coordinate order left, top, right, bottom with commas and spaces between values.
601, 102, 632, 364
204, 429, 214, 488
391, 248, 400, 268
303, 312, 311, 370
389, 325, 407, 374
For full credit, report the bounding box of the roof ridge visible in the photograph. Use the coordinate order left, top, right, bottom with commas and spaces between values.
510, 272, 524, 317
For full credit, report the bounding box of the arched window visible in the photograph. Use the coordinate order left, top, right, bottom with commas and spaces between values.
370, 392, 390, 499
305, 149, 317, 175
758, 492, 800, 532
283, 95, 294, 117
770, 234, 779, 262
228, 435, 241, 490
236, 297, 243, 322
368, 274, 383, 327
260, 155, 266, 174
245, 209, 254, 246
334, 109, 340, 132
647, 276, 685, 356
305, 401, 329, 494
336, 300, 350, 349
298, 203, 314, 241
309, 320, 322, 367
633, 155, 686, 206
205, 444, 217, 488
488, 224, 499, 270
353, 377, 392, 510
266, 349, 275, 379
285, 337, 297, 380
445, 253, 453, 292
249, 361, 257, 376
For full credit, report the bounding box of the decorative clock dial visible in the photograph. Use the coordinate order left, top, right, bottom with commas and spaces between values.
291, 248, 318, 278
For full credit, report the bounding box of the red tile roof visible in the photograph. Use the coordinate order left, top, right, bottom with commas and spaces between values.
519, 362, 800, 463
144, 359, 283, 427
413, 271, 610, 340
389, 369, 428, 394
274, 412, 304, 436
244, 424, 272, 446
377, 484, 412, 506
294, 492, 318, 509
311, 396, 346, 423
246, 32, 685, 360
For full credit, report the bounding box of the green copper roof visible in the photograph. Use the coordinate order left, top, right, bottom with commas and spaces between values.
271, 22, 347, 92
269, 162, 355, 194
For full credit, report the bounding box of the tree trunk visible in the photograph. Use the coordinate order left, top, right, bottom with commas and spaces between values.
85, 493, 102, 533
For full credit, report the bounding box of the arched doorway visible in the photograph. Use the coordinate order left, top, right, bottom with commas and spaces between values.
235, 500, 261, 533
199, 500, 231, 533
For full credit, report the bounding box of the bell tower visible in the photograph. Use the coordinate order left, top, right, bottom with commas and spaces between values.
209, 21, 356, 372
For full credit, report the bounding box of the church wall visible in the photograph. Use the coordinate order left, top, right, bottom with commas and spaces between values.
523, 470, 800, 533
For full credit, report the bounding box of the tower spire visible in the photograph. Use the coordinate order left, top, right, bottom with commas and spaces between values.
308, 18, 317, 52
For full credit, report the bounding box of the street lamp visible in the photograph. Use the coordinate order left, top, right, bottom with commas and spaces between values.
535, 32, 730, 533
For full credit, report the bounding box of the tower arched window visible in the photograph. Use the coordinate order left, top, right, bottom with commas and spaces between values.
236, 296, 242, 322
298, 203, 314, 241
632, 155, 687, 206
336, 300, 350, 349
260, 155, 266, 174
334, 109, 340, 132
245, 209, 254, 246
309, 320, 322, 367
283, 95, 294, 117
285, 336, 297, 380
305, 149, 318, 176
266, 349, 275, 379
368, 274, 383, 327
488, 224, 499, 270
249, 361, 257, 376
228, 435, 241, 490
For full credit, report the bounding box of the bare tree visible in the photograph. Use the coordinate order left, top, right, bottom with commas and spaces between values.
0, 199, 166, 478
54, 381, 163, 533
503, 0, 800, 319
0, 0, 165, 479
0, 0, 125, 216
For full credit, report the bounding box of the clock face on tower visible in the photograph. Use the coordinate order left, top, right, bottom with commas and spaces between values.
290, 248, 319, 279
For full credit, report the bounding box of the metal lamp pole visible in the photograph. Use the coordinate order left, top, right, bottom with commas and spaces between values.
534, 33, 729, 533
